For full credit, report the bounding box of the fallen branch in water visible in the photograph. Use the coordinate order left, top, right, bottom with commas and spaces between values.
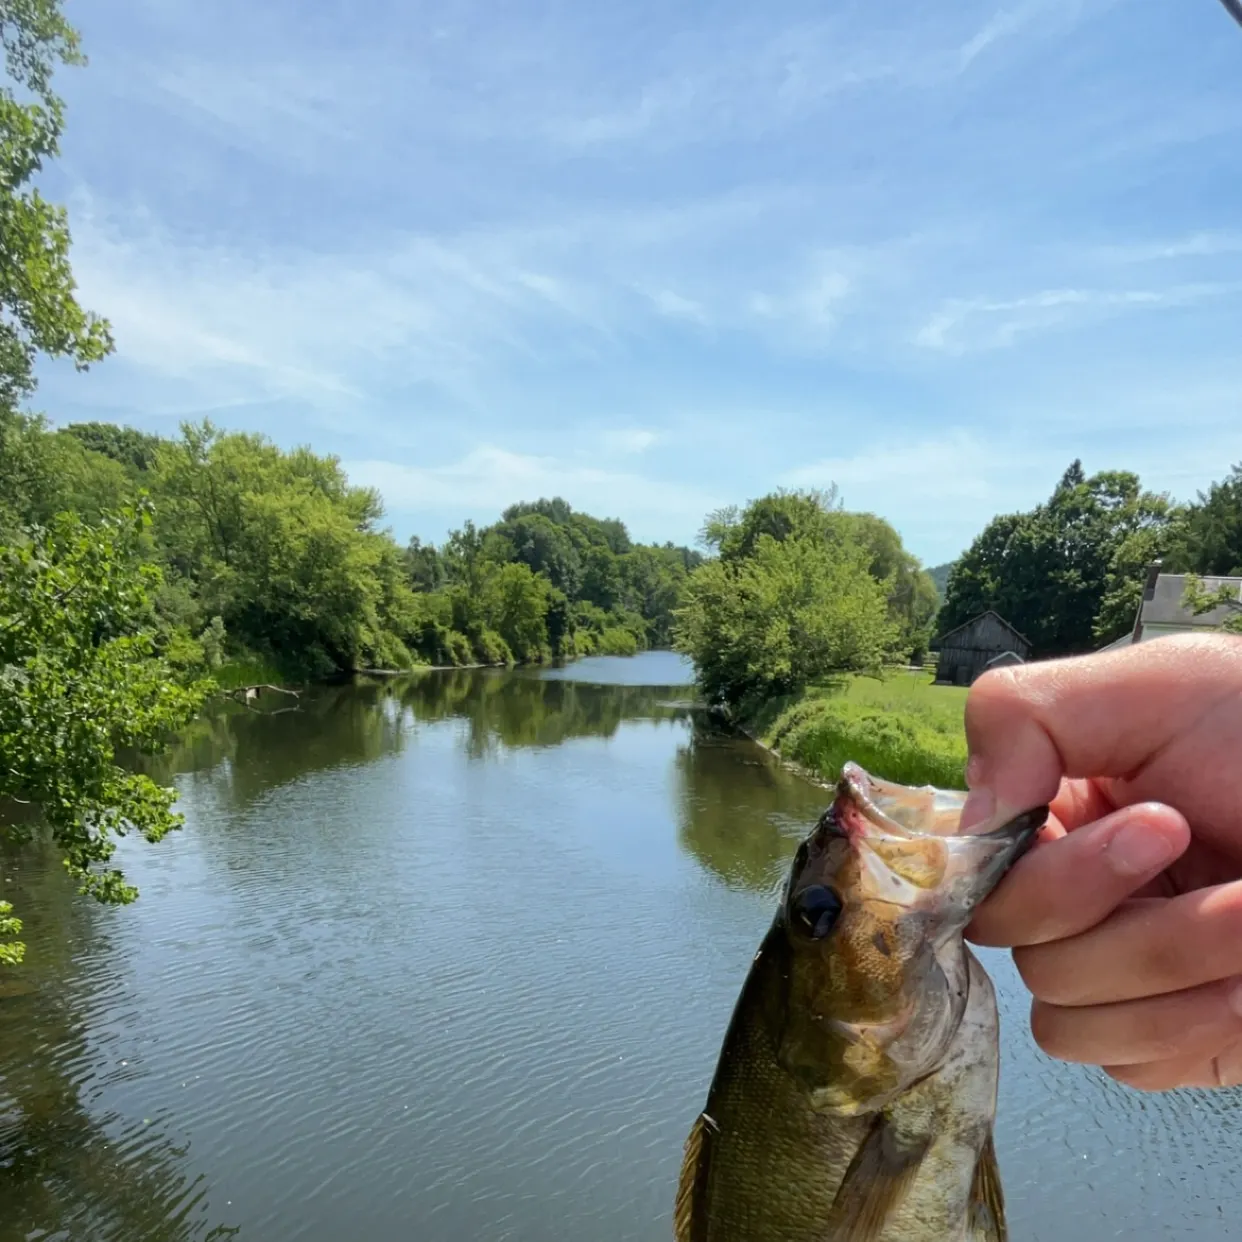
220, 683, 302, 713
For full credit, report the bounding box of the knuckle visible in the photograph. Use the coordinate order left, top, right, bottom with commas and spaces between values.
1028, 999, 1072, 1059
1014, 944, 1081, 1006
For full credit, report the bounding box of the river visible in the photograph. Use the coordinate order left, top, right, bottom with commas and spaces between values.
1, 651, 1239, 1241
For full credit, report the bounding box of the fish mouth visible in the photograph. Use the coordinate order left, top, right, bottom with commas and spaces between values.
835, 761, 1044, 845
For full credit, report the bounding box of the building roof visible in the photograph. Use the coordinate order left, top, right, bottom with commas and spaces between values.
1139, 573, 1242, 630
932, 609, 1032, 651
985, 650, 1025, 667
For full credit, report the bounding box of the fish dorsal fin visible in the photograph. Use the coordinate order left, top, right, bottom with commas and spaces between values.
673, 1112, 716, 1242
821, 1112, 930, 1240
967, 1131, 1007, 1241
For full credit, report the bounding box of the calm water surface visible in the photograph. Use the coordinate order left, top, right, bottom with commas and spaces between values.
2, 651, 1239, 1240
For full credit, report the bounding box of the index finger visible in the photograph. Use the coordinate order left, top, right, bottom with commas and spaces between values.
959, 632, 1242, 837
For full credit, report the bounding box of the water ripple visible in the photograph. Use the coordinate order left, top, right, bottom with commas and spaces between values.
4, 659, 1241, 1240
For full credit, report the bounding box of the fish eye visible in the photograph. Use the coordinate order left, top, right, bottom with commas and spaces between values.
791, 884, 843, 939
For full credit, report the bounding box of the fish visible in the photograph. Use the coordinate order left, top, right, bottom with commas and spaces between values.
674, 761, 1048, 1242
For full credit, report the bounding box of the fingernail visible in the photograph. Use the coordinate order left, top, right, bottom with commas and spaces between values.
965, 754, 987, 789
1106, 820, 1178, 877
1227, 979, 1242, 1019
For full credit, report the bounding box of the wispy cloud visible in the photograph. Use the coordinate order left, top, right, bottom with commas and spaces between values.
33, 0, 1242, 565
914, 282, 1239, 354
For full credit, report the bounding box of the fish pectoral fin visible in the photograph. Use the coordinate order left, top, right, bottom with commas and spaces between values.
673, 1112, 716, 1242
967, 1131, 1007, 1241
821, 1112, 930, 1241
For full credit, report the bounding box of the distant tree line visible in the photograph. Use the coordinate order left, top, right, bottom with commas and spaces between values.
934, 459, 1242, 656
0, 413, 703, 681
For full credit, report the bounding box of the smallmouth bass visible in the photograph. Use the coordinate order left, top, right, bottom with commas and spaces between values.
675, 762, 1047, 1242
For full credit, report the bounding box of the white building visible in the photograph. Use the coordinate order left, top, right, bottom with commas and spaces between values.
1101, 561, 1242, 650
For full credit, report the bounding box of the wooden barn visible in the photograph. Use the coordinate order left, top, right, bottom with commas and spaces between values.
931, 611, 1032, 686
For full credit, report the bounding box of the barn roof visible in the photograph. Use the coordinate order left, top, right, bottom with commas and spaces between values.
985, 650, 1025, 667
932, 609, 1032, 650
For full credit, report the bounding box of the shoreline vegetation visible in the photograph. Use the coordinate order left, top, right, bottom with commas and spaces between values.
730, 670, 969, 791
6, 0, 1242, 974
1, 414, 704, 691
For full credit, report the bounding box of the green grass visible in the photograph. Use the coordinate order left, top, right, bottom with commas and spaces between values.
746, 669, 970, 790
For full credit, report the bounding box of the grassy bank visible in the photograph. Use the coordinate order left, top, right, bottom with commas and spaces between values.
745, 670, 970, 790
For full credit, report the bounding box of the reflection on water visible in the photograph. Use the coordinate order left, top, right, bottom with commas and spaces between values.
673, 717, 829, 894
3, 652, 1241, 1241
0, 839, 238, 1242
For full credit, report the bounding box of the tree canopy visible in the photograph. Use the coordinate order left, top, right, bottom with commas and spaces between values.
675, 488, 926, 707
0, 503, 209, 961
1, 0, 112, 411
937, 462, 1178, 654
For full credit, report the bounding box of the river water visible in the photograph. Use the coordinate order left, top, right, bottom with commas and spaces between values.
1, 651, 1239, 1241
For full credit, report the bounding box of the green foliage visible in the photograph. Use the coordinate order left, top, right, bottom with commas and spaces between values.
1167, 464, 1242, 577
701, 489, 935, 661
63, 419, 162, 470
0, 898, 21, 964
678, 488, 934, 707
0, 502, 210, 959
938, 461, 1177, 655
405, 535, 445, 591
1182, 573, 1242, 634
478, 561, 549, 662
1, 0, 113, 410
146, 419, 413, 678
675, 525, 900, 707
403, 496, 700, 667
1092, 522, 1180, 644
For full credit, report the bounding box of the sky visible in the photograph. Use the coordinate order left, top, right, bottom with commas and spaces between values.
29, 0, 1242, 566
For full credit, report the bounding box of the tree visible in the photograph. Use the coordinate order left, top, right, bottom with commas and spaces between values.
1168, 464, 1242, 577
705, 487, 842, 563
836, 511, 939, 660
405, 536, 446, 592
480, 562, 551, 662
0, 502, 209, 963
1182, 573, 1242, 635
938, 462, 1175, 655
674, 529, 899, 707
492, 512, 582, 597
63, 420, 162, 471
1093, 521, 1182, 644
1, 0, 113, 411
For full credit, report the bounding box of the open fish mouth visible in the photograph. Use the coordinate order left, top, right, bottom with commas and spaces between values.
836, 761, 1038, 843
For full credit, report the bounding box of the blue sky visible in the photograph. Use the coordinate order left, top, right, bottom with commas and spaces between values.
32, 0, 1242, 566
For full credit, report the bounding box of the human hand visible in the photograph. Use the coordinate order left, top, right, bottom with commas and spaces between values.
962, 631, 1242, 1090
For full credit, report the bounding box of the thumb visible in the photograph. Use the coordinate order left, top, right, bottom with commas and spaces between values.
959, 632, 1242, 830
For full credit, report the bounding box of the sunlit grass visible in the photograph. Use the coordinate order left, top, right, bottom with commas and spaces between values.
747, 668, 970, 790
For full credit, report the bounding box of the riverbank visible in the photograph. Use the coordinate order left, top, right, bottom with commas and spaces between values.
738, 670, 970, 790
